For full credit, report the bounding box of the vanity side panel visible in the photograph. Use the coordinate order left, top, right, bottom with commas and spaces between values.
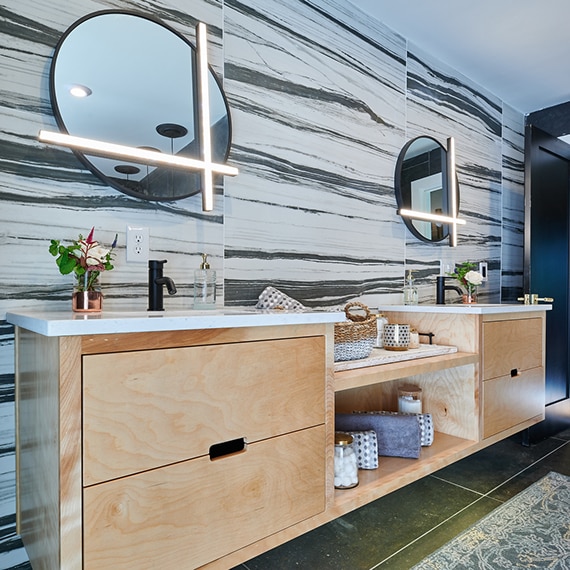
59, 336, 83, 570
16, 331, 82, 570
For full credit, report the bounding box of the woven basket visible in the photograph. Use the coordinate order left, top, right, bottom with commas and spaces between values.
334, 302, 377, 362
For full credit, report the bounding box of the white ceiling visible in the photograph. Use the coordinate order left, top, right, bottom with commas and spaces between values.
348, 0, 570, 115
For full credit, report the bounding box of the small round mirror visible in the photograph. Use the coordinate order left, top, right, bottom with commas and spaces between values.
395, 136, 459, 243
50, 10, 232, 201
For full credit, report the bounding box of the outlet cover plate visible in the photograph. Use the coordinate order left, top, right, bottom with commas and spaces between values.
126, 226, 149, 263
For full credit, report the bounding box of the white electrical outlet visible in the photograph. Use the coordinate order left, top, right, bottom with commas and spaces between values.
479, 261, 488, 281
126, 226, 149, 263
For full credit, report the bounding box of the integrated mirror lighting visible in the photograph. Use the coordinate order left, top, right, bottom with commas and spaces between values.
40, 21, 237, 211
397, 137, 464, 247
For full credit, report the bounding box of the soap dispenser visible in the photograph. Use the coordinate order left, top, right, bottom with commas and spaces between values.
403, 270, 418, 305
194, 253, 217, 309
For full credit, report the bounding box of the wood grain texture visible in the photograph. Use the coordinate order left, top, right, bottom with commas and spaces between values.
483, 367, 545, 438
83, 425, 326, 570
83, 335, 325, 485
482, 317, 543, 380
16, 330, 64, 570
80, 323, 327, 354
382, 312, 481, 353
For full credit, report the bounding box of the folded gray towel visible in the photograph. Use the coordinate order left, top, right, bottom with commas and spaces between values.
336, 412, 421, 459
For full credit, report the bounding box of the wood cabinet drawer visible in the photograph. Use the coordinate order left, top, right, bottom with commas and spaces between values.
482, 367, 545, 438
481, 318, 543, 380
83, 335, 325, 485
83, 424, 326, 570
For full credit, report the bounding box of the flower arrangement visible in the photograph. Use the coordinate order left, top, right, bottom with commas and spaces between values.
49, 227, 118, 292
447, 261, 484, 296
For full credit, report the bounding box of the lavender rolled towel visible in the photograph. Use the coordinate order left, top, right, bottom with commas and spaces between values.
336, 412, 421, 459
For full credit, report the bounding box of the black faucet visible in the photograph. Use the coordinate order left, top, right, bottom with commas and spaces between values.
148, 259, 177, 311
436, 275, 463, 305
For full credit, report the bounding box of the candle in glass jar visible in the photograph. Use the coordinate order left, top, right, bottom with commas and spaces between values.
398, 385, 423, 414
398, 395, 422, 413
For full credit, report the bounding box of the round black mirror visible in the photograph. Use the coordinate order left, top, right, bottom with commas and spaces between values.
49, 10, 232, 201
395, 136, 459, 243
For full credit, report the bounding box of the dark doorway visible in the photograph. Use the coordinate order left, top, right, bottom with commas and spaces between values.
524, 124, 570, 441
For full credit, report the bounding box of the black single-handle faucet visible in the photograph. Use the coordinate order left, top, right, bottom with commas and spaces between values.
148, 259, 177, 311
436, 275, 463, 305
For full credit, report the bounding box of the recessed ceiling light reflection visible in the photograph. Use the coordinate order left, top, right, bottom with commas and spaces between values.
69, 85, 92, 98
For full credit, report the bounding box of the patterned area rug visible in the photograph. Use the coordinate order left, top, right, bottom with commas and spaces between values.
413, 471, 570, 569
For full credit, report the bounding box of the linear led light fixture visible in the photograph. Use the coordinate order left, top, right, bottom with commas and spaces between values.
446, 136, 459, 247
398, 208, 466, 225
398, 137, 464, 247
38, 130, 239, 176
196, 22, 214, 211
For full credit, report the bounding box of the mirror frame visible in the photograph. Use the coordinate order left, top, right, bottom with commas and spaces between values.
48, 10, 233, 202
395, 136, 460, 243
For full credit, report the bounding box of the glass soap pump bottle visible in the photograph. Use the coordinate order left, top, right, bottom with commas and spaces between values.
193, 253, 217, 309
403, 269, 418, 305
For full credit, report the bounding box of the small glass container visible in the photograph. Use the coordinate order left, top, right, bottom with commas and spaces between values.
403, 270, 418, 305
409, 328, 420, 349
194, 253, 217, 309
375, 313, 389, 348
334, 432, 359, 489
398, 385, 423, 414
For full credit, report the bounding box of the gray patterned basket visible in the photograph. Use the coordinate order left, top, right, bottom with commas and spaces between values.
334, 302, 377, 362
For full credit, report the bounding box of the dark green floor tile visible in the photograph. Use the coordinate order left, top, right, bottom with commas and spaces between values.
431, 434, 563, 494
553, 427, 570, 441
240, 477, 480, 570
488, 439, 570, 501
234, 433, 569, 570
377, 496, 500, 569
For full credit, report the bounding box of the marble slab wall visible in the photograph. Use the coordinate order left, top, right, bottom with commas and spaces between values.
0, 0, 524, 564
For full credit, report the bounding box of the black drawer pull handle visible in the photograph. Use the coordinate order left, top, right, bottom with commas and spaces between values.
511, 368, 519, 377
209, 437, 247, 460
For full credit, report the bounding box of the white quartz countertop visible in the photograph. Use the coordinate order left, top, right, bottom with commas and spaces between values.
376, 303, 552, 314
6, 308, 344, 337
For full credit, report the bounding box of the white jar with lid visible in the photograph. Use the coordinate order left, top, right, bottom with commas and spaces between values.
334, 432, 359, 489
398, 385, 423, 414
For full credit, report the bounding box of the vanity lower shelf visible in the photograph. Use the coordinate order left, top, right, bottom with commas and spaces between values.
332, 432, 476, 511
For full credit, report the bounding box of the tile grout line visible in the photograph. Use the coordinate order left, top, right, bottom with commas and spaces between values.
368, 493, 494, 570
369, 438, 570, 569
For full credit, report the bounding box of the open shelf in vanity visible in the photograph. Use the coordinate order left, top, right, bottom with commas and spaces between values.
332, 348, 480, 512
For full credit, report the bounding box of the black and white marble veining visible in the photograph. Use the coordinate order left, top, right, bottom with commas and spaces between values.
403, 44, 505, 303
0, 0, 525, 565
223, 0, 408, 307
501, 104, 525, 301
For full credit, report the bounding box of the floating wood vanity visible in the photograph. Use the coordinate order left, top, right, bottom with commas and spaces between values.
7, 303, 549, 569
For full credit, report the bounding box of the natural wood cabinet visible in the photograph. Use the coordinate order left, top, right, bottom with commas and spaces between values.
13, 307, 547, 570
16, 324, 333, 570
329, 309, 546, 519
481, 317, 544, 438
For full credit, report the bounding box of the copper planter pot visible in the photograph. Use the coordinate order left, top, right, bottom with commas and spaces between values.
72, 290, 103, 312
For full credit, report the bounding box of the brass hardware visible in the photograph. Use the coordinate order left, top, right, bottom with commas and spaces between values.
517, 293, 554, 305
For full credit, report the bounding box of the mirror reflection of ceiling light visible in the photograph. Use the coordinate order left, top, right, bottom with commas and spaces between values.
69, 84, 92, 98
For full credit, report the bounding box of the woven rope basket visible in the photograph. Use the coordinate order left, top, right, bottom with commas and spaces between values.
334, 302, 377, 362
